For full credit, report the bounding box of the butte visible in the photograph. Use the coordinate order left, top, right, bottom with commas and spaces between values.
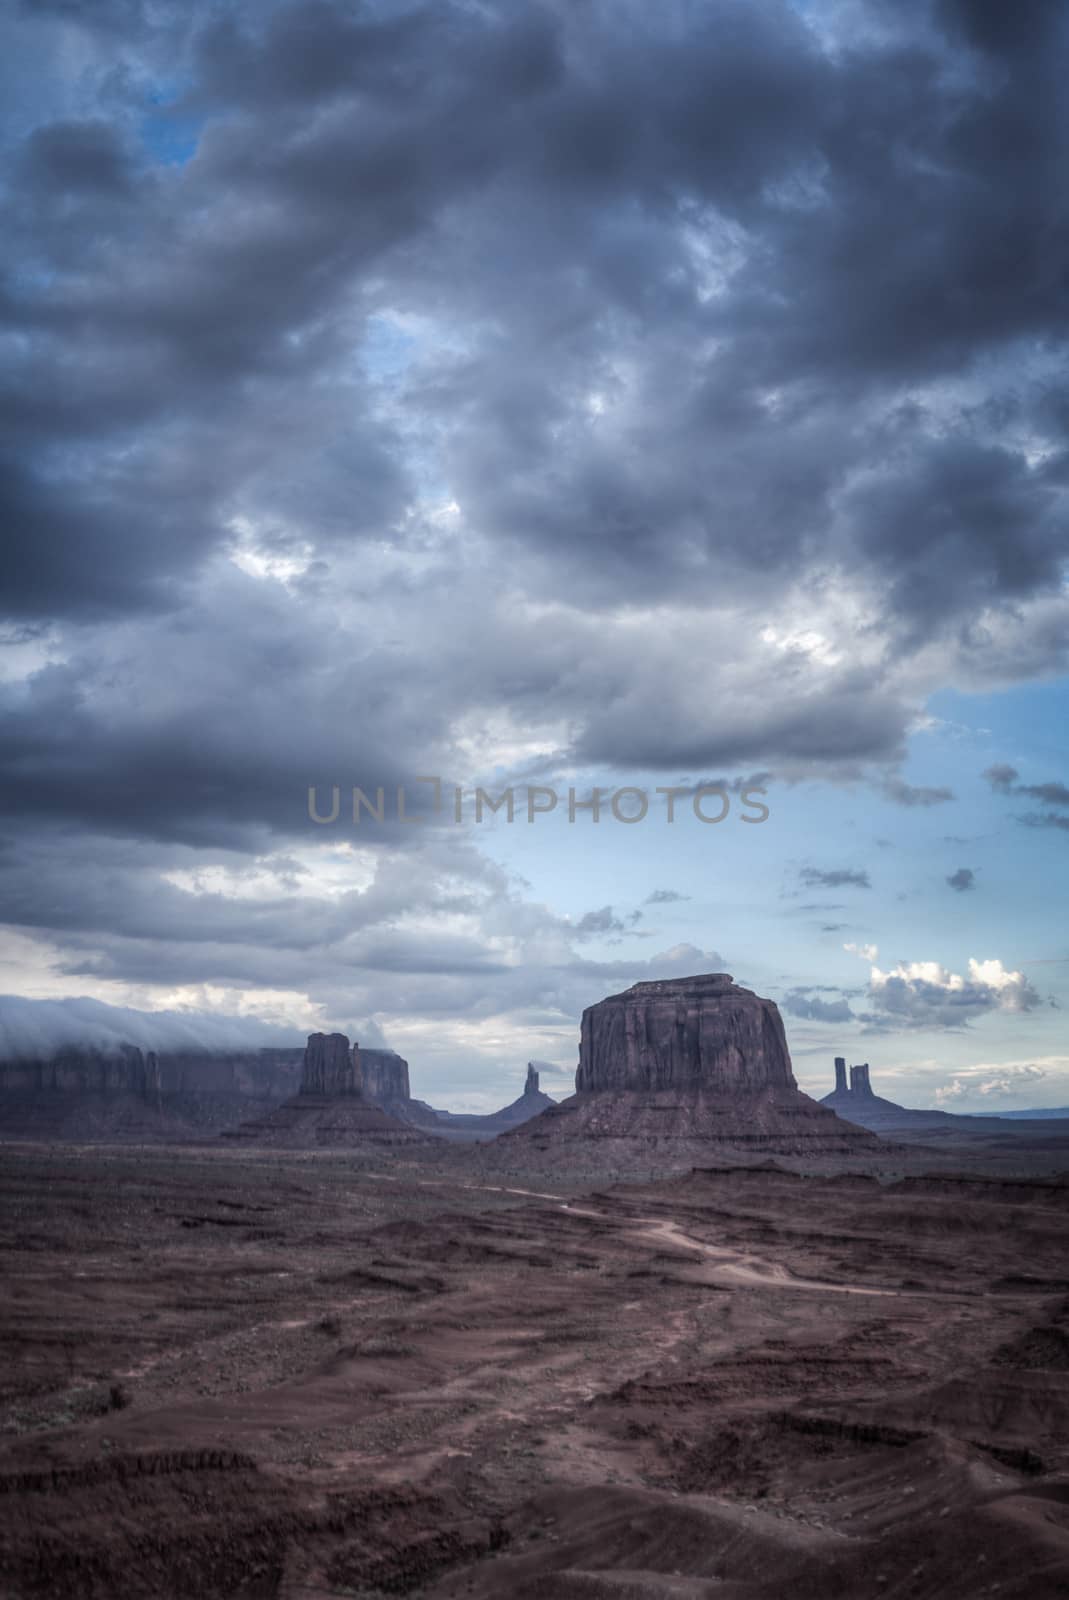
224, 1032, 431, 1148
496, 973, 878, 1169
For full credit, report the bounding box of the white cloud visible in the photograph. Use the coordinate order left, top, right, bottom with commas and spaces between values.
868, 957, 1041, 1029
933, 1062, 1050, 1107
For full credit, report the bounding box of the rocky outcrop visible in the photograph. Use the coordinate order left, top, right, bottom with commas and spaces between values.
850, 1063, 872, 1097
223, 1033, 430, 1147
499, 974, 878, 1161
576, 974, 794, 1095
501, 1063, 556, 1124
819, 1059, 1047, 1134
822, 1058, 936, 1130
429, 1063, 557, 1140
300, 1033, 360, 1096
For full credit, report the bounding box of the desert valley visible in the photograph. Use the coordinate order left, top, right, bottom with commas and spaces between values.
2, 975, 1068, 1599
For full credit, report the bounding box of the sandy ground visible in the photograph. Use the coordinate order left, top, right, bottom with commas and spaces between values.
0, 1140, 1068, 1598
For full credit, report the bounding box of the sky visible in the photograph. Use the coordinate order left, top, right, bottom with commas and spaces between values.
1, 0, 1067, 1112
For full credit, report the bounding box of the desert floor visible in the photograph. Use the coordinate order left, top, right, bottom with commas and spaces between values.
1, 1139, 1068, 1598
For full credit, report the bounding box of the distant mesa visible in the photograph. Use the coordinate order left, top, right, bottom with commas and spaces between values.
0, 1040, 268, 1140
0, 1036, 313, 1140
0, 1025, 555, 1146
500, 974, 878, 1158
0, 1041, 163, 1103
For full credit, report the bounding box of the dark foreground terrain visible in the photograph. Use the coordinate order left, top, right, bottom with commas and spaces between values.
1, 1142, 1068, 1599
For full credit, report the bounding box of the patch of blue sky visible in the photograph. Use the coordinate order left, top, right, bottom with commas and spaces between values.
139, 81, 201, 167
928, 679, 1069, 777
362, 312, 421, 380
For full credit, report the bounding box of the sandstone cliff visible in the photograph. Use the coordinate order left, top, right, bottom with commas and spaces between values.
360, 1049, 412, 1110
0, 1045, 303, 1098
0, 1042, 163, 1098
299, 1033, 360, 1096
0, 1043, 305, 1138
576, 974, 795, 1095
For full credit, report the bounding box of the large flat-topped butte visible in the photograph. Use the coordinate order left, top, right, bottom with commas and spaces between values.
577, 973, 795, 1095
506, 973, 876, 1157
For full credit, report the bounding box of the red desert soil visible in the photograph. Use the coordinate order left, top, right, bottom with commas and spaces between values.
0, 1142, 1068, 1598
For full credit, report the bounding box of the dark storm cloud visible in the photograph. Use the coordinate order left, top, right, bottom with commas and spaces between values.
6, 0, 1069, 624
936, 0, 1064, 57
0, 812, 721, 1042
19, 118, 134, 195
16, 1, 155, 26
840, 438, 1065, 637
946, 867, 976, 891
576, 682, 912, 772
0, 827, 500, 952
0, 452, 220, 621
3, 0, 1069, 1011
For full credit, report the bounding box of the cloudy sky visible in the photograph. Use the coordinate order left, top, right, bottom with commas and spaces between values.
2, 0, 1068, 1111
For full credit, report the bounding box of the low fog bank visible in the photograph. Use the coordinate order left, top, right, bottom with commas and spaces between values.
0, 995, 304, 1062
